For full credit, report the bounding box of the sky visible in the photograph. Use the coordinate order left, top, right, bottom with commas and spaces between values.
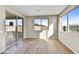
61, 13, 67, 26
62, 6, 79, 26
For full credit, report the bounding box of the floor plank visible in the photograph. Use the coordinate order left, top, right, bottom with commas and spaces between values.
2, 38, 74, 54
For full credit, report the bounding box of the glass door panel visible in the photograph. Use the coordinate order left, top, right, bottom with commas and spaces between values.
17, 19, 23, 40
6, 19, 16, 48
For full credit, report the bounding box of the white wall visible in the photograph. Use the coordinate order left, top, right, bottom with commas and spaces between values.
24, 16, 58, 39
59, 32, 79, 53
47, 23, 54, 38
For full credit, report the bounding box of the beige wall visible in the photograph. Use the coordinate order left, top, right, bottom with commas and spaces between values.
58, 5, 79, 53
0, 7, 6, 53
24, 16, 39, 38
24, 16, 58, 39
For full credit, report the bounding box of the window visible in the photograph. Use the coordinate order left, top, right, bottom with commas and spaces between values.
68, 7, 79, 32
34, 19, 41, 31
61, 14, 68, 32
42, 19, 48, 30
61, 6, 79, 32
34, 18, 48, 31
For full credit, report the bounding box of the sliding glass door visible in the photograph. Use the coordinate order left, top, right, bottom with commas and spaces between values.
6, 19, 16, 48
6, 18, 23, 48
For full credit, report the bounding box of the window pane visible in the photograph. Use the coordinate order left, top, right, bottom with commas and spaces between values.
17, 19, 22, 25
42, 19, 48, 30
34, 19, 41, 30
61, 14, 67, 31
68, 7, 79, 32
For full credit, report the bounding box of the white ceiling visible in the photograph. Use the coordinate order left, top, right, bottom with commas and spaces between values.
5, 5, 68, 16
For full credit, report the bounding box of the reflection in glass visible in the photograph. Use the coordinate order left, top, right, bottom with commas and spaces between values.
6, 19, 23, 48
6, 19, 16, 48
17, 19, 23, 40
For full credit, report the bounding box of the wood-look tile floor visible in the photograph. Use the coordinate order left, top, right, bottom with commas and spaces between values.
2, 38, 74, 54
